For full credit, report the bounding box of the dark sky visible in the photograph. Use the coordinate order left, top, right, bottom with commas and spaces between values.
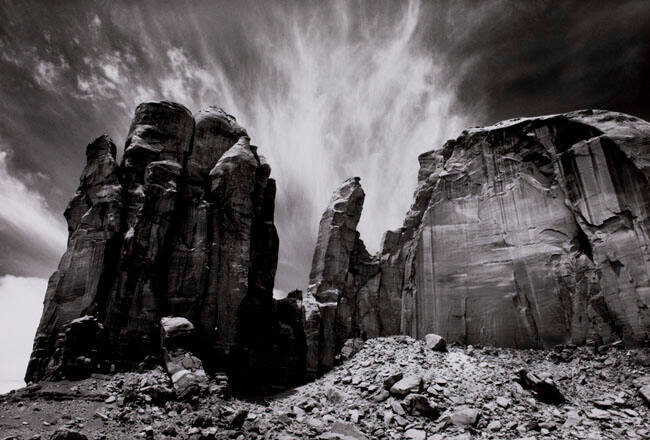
0, 0, 649, 294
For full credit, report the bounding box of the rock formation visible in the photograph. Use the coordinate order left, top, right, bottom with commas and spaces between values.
303, 177, 380, 376
160, 317, 207, 399
308, 110, 650, 370
26, 101, 283, 387
27, 104, 650, 388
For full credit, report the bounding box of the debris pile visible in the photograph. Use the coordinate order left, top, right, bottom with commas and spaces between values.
2, 336, 649, 439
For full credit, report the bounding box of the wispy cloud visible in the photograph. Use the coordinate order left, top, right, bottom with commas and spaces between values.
33, 56, 69, 91
100, 1, 469, 290
155, 1, 469, 289
6, 0, 644, 294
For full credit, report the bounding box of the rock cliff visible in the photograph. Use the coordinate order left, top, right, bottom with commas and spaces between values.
303, 177, 379, 376
28, 105, 650, 387
308, 110, 650, 371
26, 102, 282, 387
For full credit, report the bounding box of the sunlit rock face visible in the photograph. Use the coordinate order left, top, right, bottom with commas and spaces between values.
26, 101, 281, 385
310, 110, 650, 365
399, 110, 650, 347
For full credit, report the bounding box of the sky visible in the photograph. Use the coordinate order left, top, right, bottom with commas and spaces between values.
0, 0, 649, 392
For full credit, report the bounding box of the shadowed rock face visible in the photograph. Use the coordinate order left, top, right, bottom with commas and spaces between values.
304, 177, 380, 376
308, 110, 650, 369
26, 101, 281, 385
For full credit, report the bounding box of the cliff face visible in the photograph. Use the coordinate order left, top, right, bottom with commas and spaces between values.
26, 102, 281, 385
309, 110, 650, 367
399, 110, 650, 348
28, 105, 650, 386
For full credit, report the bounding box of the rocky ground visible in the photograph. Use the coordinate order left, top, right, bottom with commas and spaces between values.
2, 336, 649, 440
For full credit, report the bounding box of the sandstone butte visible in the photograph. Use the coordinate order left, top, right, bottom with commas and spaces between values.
26, 103, 650, 388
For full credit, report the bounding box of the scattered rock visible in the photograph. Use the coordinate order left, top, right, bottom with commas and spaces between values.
229, 409, 249, 428
487, 420, 502, 431
326, 387, 345, 404
3, 335, 650, 440
383, 372, 403, 390
449, 406, 480, 427
402, 394, 441, 418
49, 429, 88, 440
390, 375, 422, 396
639, 385, 650, 405
425, 334, 447, 352
404, 428, 427, 440
328, 421, 368, 440
515, 369, 566, 404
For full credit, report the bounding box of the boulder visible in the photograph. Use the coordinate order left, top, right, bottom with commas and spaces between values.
401, 393, 441, 418
449, 406, 480, 427
390, 374, 422, 396
515, 369, 566, 404
425, 334, 447, 352
164, 351, 207, 399
50, 429, 88, 440
326, 386, 345, 404
160, 317, 206, 399
640, 385, 650, 405
160, 317, 195, 348
328, 421, 368, 440
340, 338, 365, 361
404, 429, 427, 440
383, 372, 403, 390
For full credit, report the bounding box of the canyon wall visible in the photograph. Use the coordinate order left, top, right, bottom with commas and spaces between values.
27, 104, 650, 384
308, 110, 650, 374
26, 101, 284, 386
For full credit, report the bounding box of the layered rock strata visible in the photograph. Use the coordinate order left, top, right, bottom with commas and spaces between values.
307, 110, 650, 373
26, 102, 281, 386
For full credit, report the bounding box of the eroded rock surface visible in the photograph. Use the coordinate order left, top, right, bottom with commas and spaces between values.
310, 110, 650, 363
26, 106, 650, 393
304, 177, 380, 376
26, 101, 283, 386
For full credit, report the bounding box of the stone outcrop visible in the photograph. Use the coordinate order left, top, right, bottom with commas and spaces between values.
307, 110, 650, 371
394, 110, 650, 348
27, 104, 650, 387
303, 177, 380, 376
26, 101, 283, 386
160, 317, 207, 399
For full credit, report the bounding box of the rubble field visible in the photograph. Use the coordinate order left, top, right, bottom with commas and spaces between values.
1, 336, 649, 440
